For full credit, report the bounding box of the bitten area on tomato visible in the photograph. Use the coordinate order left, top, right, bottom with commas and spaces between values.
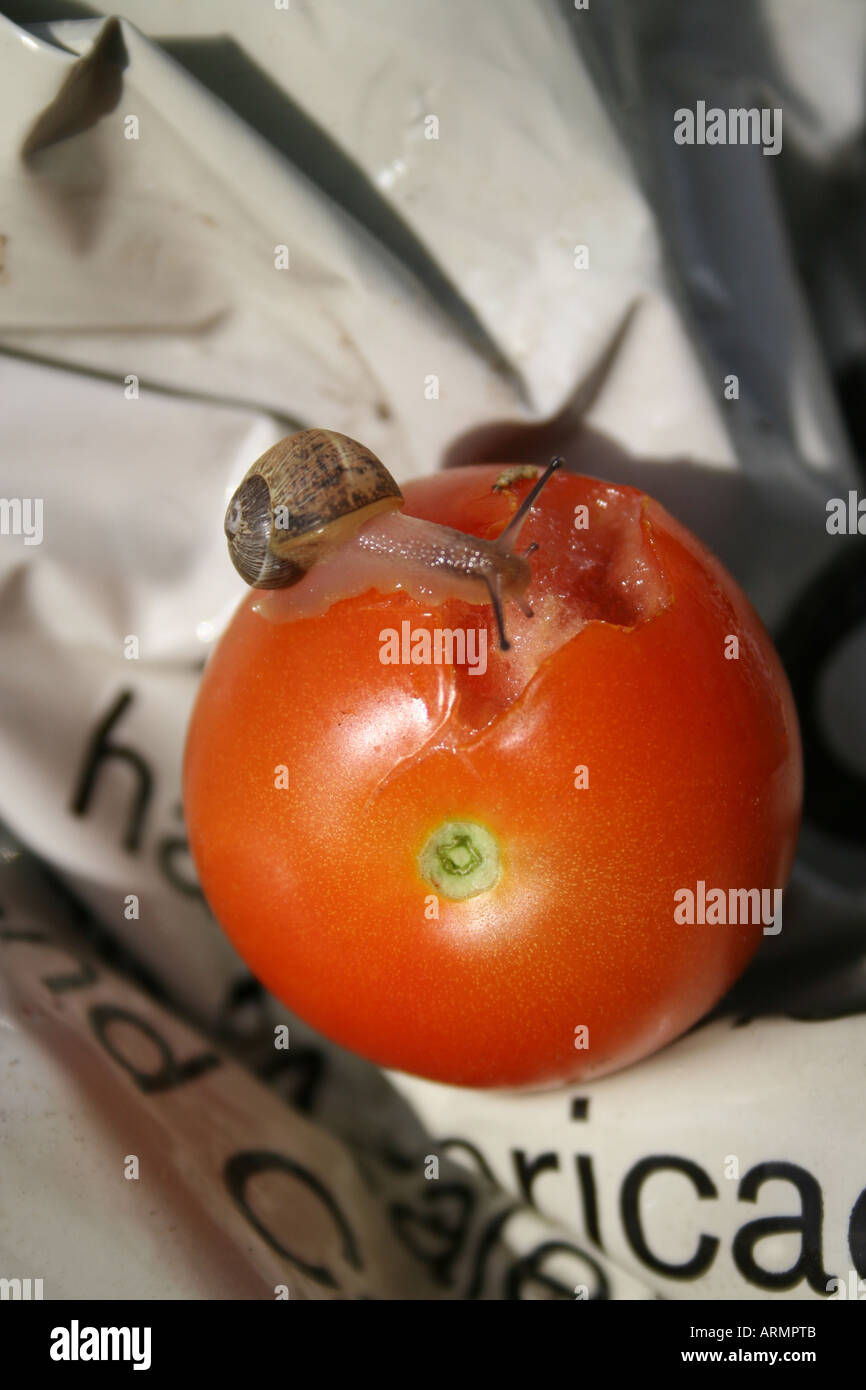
183, 466, 802, 1089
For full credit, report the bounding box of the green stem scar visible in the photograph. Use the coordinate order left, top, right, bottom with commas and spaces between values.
418, 820, 501, 900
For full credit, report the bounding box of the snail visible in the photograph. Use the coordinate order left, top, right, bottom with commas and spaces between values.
224, 428, 562, 651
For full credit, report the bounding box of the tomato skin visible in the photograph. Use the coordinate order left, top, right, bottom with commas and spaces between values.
183, 466, 802, 1089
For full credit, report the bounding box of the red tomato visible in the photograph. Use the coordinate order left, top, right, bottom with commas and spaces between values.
183, 465, 802, 1088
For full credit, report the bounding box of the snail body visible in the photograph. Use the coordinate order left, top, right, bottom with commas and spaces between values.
224, 428, 561, 650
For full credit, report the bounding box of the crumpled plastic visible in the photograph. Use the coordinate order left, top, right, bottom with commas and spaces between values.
1, 0, 864, 1300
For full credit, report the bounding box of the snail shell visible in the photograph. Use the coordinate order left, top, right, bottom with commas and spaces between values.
225, 428, 403, 588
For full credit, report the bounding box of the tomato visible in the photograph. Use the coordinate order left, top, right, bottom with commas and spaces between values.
183, 465, 802, 1088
